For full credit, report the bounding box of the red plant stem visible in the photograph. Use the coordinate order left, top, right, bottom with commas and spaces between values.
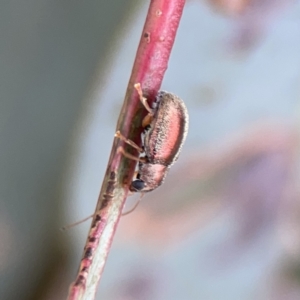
67, 1, 185, 299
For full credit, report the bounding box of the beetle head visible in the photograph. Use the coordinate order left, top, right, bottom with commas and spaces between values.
130, 164, 169, 193
130, 179, 146, 192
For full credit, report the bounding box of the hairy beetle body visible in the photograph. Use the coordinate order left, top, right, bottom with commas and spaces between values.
116, 83, 189, 193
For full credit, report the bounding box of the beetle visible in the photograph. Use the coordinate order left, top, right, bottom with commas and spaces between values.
116, 83, 189, 192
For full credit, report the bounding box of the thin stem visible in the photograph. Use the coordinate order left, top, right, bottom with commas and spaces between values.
67, 1, 186, 299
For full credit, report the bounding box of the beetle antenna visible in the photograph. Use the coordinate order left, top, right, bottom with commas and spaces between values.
60, 214, 94, 231
61, 191, 144, 230
122, 193, 145, 216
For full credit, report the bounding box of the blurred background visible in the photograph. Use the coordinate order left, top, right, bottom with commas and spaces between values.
1, 0, 300, 299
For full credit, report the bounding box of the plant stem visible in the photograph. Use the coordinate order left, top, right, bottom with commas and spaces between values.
67, 1, 186, 299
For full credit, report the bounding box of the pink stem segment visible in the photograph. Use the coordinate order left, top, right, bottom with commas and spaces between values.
67, 1, 185, 299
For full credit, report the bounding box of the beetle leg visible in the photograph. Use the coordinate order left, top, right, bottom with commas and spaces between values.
117, 146, 147, 163
134, 83, 153, 115
142, 114, 153, 128
134, 83, 154, 127
115, 131, 143, 153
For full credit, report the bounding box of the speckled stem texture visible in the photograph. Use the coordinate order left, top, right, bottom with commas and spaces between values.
67, 1, 186, 299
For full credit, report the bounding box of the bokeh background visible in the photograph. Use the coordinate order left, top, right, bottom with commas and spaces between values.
1, 0, 300, 299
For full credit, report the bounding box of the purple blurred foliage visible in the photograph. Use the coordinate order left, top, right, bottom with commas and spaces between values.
209, 151, 290, 269
233, 0, 294, 50
105, 121, 300, 299
117, 268, 157, 300
206, 0, 295, 50
119, 121, 298, 256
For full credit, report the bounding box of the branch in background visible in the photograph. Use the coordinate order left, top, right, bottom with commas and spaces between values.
67, 0, 186, 299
